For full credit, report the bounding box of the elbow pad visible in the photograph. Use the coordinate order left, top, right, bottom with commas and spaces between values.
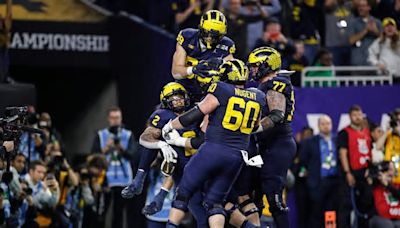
190, 131, 204, 149
179, 106, 205, 128
268, 109, 285, 125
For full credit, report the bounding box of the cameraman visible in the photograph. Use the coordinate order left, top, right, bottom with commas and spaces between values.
46, 151, 79, 228
91, 107, 137, 228
368, 162, 400, 227
376, 108, 400, 184
23, 160, 60, 224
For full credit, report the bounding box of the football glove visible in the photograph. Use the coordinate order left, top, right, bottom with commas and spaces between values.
165, 129, 187, 147
158, 141, 178, 163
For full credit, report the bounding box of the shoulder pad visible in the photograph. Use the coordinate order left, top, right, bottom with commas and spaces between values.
177, 28, 198, 46
148, 109, 175, 129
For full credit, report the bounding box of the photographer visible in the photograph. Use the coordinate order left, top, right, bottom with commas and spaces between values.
18, 108, 48, 162
23, 160, 60, 226
62, 166, 94, 228
82, 155, 108, 228
46, 151, 79, 228
368, 161, 400, 227
38, 112, 63, 160
91, 107, 137, 228
376, 108, 400, 184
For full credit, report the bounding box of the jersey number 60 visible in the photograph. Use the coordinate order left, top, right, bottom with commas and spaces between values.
222, 97, 260, 134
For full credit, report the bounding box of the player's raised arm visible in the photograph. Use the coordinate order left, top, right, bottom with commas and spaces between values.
171, 43, 190, 79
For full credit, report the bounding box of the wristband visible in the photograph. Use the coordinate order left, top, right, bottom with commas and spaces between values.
174, 137, 187, 148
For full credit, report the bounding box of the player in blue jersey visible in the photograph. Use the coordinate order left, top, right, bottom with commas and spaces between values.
248, 47, 297, 228
171, 9, 236, 102
120, 82, 208, 226
162, 59, 265, 228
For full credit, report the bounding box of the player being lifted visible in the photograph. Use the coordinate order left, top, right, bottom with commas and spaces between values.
171, 9, 235, 102
162, 59, 265, 228
249, 47, 297, 228
120, 82, 208, 226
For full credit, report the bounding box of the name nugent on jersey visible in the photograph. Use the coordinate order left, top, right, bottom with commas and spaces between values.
10, 32, 109, 52
234, 88, 257, 100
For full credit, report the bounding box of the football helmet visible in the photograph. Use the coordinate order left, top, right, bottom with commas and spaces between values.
247, 47, 281, 81
160, 82, 190, 113
199, 10, 227, 49
219, 59, 249, 85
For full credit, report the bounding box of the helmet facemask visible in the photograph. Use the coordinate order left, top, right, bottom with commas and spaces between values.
164, 92, 190, 113
199, 28, 224, 49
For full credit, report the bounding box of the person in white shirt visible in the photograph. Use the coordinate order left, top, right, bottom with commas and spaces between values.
368, 17, 400, 82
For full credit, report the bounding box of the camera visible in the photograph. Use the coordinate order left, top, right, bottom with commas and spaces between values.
80, 172, 92, 181
368, 160, 390, 181
23, 187, 33, 195
109, 125, 121, 145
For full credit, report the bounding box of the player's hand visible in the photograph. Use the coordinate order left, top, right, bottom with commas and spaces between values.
157, 141, 178, 163
193, 60, 212, 75
165, 129, 187, 148
207, 57, 223, 70
2, 141, 14, 152
162, 120, 174, 140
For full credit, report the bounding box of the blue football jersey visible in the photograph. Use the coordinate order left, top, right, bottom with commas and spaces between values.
176, 28, 236, 102
257, 75, 295, 123
205, 82, 265, 150
148, 108, 200, 157
256, 75, 295, 139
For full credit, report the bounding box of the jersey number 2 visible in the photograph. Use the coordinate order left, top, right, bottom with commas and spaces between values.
222, 97, 260, 134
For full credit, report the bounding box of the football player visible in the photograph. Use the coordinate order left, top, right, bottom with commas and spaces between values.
162, 59, 265, 228
120, 82, 208, 226
249, 47, 297, 228
171, 9, 236, 102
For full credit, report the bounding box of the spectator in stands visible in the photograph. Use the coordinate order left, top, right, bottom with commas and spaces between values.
368, 161, 400, 228
224, 0, 281, 53
284, 40, 309, 87
371, 0, 400, 29
224, 0, 268, 60
300, 115, 339, 228
172, 0, 215, 30
254, 18, 295, 64
0, 0, 12, 83
23, 160, 60, 210
338, 105, 374, 228
306, 48, 335, 87
324, 0, 353, 65
368, 17, 400, 82
348, 0, 382, 66
290, 0, 320, 63
91, 107, 137, 228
